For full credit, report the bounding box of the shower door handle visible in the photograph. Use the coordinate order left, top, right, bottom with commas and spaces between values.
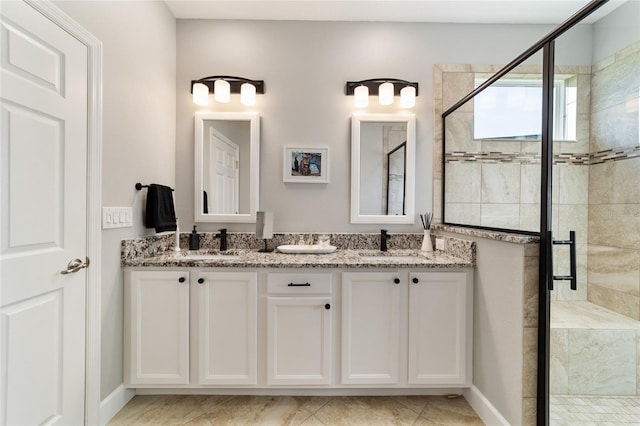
550, 230, 577, 291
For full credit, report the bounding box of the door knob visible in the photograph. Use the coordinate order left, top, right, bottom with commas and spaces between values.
61, 257, 90, 275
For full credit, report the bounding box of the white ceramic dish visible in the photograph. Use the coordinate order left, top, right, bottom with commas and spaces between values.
277, 244, 337, 254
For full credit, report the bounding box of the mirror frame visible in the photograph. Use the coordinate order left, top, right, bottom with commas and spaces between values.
194, 111, 260, 223
350, 113, 416, 224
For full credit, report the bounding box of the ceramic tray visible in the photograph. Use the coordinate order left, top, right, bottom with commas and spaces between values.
276, 244, 337, 254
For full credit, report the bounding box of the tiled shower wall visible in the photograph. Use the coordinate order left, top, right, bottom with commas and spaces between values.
436, 63, 591, 302
587, 41, 640, 320
435, 40, 640, 316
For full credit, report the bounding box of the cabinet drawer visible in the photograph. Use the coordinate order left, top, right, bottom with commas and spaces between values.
267, 272, 332, 294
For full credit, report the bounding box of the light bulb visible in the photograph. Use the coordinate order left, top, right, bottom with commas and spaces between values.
192, 82, 209, 106
240, 82, 256, 106
400, 86, 416, 108
354, 85, 369, 108
214, 79, 230, 103
378, 82, 394, 106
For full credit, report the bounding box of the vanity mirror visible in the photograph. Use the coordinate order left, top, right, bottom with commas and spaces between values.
350, 113, 416, 224
194, 112, 260, 223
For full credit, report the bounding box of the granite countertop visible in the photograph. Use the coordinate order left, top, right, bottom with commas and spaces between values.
122, 248, 473, 269
432, 224, 539, 245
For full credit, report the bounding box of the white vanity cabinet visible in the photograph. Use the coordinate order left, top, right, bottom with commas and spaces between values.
124, 266, 471, 390
407, 272, 471, 385
124, 269, 258, 387
124, 270, 190, 385
341, 270, 472, 387
341, 272, 401, 384
194, 271, 258, 385
266, 272, 333, 385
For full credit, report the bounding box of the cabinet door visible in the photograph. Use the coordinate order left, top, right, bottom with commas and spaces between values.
408, 272, 470, 385
267, 297, 332, 385
196, 272, 257, 385
125, 270, 190, 385
341, 272, 401, 384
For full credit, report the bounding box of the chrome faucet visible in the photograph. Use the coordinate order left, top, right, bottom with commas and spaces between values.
380, 229, 390, 252
215, 228, 228, 251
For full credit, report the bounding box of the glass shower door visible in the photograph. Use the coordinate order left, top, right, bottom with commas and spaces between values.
548, 19, 640, 425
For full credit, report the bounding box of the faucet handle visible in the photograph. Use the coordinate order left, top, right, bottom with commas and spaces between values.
218, 228, 227, 234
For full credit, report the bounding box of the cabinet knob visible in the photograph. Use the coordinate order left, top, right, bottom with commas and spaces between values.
197, 278, 205, 284
178, 277, 186, 283
394, 278, 400, 284
325, 303, 331, 310
412, 277, 419, 284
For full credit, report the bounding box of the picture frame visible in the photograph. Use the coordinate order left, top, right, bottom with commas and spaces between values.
283, 146, 330, 183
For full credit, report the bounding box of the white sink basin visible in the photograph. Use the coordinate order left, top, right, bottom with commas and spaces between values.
181, 254, 241, 261
359, 255, 420, 262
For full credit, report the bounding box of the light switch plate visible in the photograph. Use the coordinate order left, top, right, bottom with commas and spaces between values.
435, 238, 445, 251
102, 207, 133, 229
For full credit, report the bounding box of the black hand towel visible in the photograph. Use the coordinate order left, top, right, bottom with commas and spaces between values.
144, 184, 177, 233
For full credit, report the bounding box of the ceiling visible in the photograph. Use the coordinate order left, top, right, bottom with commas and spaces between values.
164, 0, 628, 24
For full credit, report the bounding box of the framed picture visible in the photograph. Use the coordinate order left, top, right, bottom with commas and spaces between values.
283, 147, 330, 183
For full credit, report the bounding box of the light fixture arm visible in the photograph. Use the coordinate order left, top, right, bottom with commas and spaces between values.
345, 78, 418, 96
191, 75, 266, 94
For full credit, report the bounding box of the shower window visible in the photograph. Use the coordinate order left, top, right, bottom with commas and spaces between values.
473, 75, 577, 141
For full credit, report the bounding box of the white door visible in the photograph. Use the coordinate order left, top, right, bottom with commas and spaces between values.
209, 128, 239, 214
341, 272, 401, 384
195, 271, 257, 385
0, 2, 88, 425
124, 270, 190, 386
266, 297, 332, 385
408, 272, 470, 385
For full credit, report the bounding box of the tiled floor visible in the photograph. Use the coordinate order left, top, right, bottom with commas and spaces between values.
107, 394, 484, 425
551, 396, 640, 425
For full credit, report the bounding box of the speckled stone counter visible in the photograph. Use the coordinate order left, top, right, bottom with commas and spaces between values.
122, 232, 475, 269
432, 224, 540, 245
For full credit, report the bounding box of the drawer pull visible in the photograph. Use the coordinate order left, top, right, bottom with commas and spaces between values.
394, 278, 400, 284
325, 304, 331, 310
178, 277, 186, 283
197, 278, 205, 284
412, 277, 419, 284
287, 282, 311, 287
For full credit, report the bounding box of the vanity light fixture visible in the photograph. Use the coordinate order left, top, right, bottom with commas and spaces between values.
345, 78, 418, 108
191, 75, 265, 106
378, 82, 394, 105
354, 85, 369, 108
400, 86, 416, 108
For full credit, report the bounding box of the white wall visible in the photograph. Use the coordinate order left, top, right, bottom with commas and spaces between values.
593, 0, 640, 62
176, 20, 557, 234
52, 0, 176, 400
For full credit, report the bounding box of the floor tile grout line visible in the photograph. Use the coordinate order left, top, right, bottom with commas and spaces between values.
306, 395, 335, 415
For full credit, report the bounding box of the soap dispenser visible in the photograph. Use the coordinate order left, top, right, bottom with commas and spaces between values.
189, 225, 200, 250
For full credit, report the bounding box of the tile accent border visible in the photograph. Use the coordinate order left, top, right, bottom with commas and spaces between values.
445, 145, 639, 165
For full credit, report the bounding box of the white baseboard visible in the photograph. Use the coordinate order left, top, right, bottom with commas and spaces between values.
99, 384, 135, 426
135, 387, 465, 396
463, 385, 510, 426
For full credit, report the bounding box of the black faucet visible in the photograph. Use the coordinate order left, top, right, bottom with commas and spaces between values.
380, 229, 390, 252
215, 228, 228, 251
